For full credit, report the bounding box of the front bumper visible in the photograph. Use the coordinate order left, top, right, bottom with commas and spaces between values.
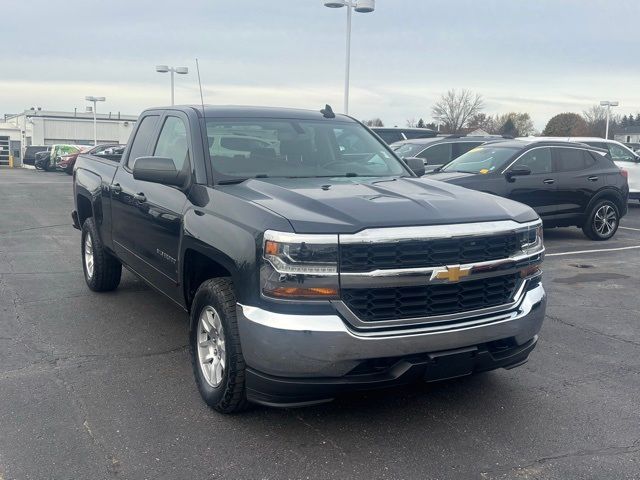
237, 283, 546, 406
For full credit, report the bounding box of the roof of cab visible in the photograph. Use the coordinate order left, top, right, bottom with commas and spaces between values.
148, 105, 356, 121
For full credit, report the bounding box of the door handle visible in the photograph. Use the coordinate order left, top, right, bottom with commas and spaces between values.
110, 183, 122, 193
133, 192, 146, 203
588, 176, 599, 182
543, 178, 555, 184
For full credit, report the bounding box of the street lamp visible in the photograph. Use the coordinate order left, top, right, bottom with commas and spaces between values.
155, 65, 189, 105
85, 96, 106, 146
323, 0, 375, 115
600, 100, 619, 139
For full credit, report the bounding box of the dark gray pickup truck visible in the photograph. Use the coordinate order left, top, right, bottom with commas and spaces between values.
72, 105, 546, 413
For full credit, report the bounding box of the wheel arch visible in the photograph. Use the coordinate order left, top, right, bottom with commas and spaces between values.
181, 237, 241, 312
584, 187, 625, 222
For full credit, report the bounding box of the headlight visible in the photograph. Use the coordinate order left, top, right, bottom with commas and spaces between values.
516, 221, 544, 278
261, 231, 339, 300
517, 221, 543, 254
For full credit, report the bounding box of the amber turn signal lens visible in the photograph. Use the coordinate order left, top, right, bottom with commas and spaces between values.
520, 265, 541, 278
264, 240, 279, 256
266, 286, 339, 299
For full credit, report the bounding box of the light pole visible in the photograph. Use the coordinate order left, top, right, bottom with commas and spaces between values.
324, 0, 375, 115
155, 65, 189, 105
600, 100, 619, 139
85, 96, 105, 146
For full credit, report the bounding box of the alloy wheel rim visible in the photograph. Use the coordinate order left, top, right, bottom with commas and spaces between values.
84, 233, 94, 279
197, 306, 226, 388
594, 204, 617, 237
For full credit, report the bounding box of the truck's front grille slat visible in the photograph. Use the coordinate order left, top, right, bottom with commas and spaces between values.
340, 234, 519, 273
341, 274, 520, 322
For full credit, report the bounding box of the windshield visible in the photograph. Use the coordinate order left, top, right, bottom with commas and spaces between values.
205, 119, 407, 179
393, 143, 428, 157
440, 145, 518, 173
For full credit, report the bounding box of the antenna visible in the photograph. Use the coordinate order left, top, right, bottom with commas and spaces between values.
195, 58, 205, 115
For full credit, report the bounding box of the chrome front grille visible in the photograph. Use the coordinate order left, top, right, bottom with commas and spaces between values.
335, 220, 544, 329
341, 273, 520, 322
339, 234, 520, 272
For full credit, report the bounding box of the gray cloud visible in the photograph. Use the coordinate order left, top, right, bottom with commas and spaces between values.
2, 0, 639, 129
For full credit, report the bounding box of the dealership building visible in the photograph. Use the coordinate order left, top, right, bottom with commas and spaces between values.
2, 109, 138, 164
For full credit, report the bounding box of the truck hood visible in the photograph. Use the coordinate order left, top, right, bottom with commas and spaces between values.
219, 176, 537, 233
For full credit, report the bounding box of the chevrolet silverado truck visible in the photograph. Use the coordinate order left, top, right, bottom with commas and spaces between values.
72, 105, 546, 413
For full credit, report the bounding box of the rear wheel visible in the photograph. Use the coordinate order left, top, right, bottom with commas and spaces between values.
582, 200, 619, 241
81, 218, 122, 291
190, 278, 248, 413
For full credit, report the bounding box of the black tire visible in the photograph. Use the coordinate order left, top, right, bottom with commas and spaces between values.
582, 199, 620, 241
35, 159, 49, 171
65, 165, 73, 175
190, 278, 248, 413
81, 218, 122, 291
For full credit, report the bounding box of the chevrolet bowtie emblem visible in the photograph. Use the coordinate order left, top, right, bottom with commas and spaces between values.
431, 265, 472, 282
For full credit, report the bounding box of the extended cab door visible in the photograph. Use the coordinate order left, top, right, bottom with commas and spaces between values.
111, 112, 191, 298
504, 146, 558, 219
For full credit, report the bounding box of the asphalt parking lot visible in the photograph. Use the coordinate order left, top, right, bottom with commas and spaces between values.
1, 168, 639, 480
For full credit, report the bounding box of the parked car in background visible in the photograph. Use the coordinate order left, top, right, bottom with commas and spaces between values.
35, 144, 83, 171
391, 135, 509, 172
72, 105, 546, 412
34, 150, 51, 170
521, 137, 640, 202
371, 127, 437, 144
427, 140, 628, 240
623, 142, 640, 153
23, 145, 49, 166
58, 143, 125, 174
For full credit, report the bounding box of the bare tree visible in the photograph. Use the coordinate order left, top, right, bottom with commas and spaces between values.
405, 118, 417, 128
467, 113, 497, 133
363, 118, 384, 127
583, 104, 607, 137
431, 89, 484, 133
494, 112, 536, 137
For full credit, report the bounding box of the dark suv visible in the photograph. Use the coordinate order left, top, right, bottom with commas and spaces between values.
428, 140, 629, 240
370, 127, 437, 144
392, 135, 508, 172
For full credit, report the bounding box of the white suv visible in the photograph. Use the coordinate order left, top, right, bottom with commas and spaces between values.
519, 137, 640, 202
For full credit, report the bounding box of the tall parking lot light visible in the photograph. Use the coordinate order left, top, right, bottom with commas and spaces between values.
85, 96, 106, 146
600, 100, 619, 139
156, 65, 189, 105
323, 0, 375, 115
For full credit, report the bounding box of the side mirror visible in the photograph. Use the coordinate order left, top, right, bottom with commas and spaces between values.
505, 166, 531, 181
403, 157, 425, 176
133, 156, 186, 187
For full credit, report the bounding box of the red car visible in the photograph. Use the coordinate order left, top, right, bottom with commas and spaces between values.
59, 144, 124, 174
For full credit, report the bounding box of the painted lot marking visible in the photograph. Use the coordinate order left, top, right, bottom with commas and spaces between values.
547, 245, 640, 257
619, 226, 640, 232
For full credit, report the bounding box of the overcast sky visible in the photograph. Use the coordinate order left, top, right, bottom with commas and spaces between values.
3, 0, 639, 129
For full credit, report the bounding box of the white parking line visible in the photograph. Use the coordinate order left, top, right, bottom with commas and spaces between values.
547, 245, 640, 257
620, 226, 640, 232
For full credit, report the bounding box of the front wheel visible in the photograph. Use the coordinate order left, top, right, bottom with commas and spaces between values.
582, 200, 619, 241
190, 278, 248, 413
81, 218, 122, 291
